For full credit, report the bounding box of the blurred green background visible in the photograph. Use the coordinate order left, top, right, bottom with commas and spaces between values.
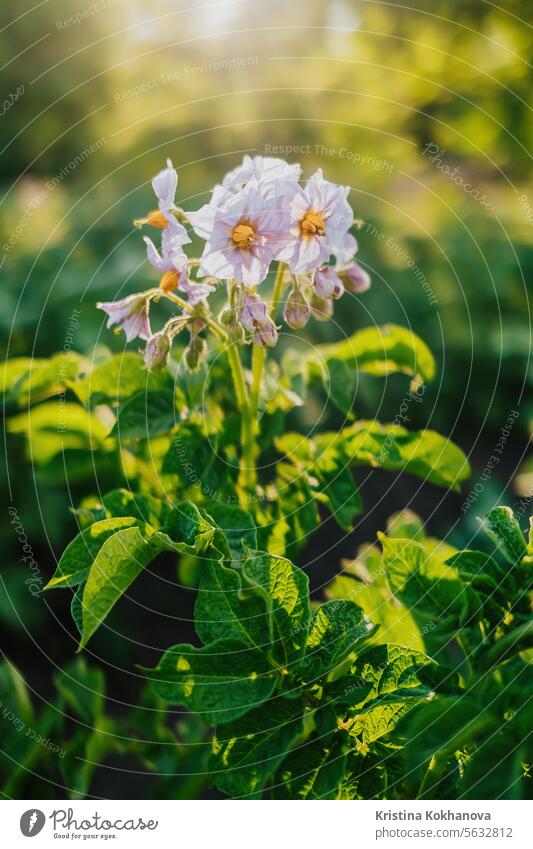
1, 0, 531, 796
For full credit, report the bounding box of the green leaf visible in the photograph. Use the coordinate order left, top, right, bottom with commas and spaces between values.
53, 658, 105, 724
326, 646, 430, 738
318, 466, 362, 531
322, 357, 357, 418
79, 525, 160, 649
273, 733, 348, 799
347, 643, 430, 704
400, 696, 498, 777
2, 353, 83, 406
210, 697, 304, 798
380, 535, 481, 629
195, 559, 270, 650
461, 733, 531, 800
348, 700, 413, 745
102, 489, 170, 529
279, 422, 470, 497
8, 401, 109, 464
275, 434, 361, 532
161, 502, 216, 550
71, 352, 172, 407
340, 421, 470, 491
316, 324, 436, 383
60, 717, 115, 799
204, 504, 257, 560
445, 549, 511, 609
77, 503, 215, 648
70, 496, 107, 529
325, 540, 425, 652
142, 639, 276, 724
71, 583, 85, 634
276, 463, 320, 549
113, 389, 176, 439
300, 600, 374, 680
482, 506, 527, 563
243, 550, 311, 665
45, 516, 146, 589
0, 660, 33, 724
162, 425, 226, 494
417, 663, 461, 695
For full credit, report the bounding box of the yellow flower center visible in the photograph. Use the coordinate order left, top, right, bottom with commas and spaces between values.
160, 269, 180, 292
300, 210, 326, 237
231, 222, 256, 249
147, 209, 169, 228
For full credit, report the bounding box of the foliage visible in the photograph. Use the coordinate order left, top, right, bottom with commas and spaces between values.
11, 501, 528, 799
0, 657, 209, 800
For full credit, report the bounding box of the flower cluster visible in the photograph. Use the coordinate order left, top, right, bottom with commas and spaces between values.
98, 156, 371, 370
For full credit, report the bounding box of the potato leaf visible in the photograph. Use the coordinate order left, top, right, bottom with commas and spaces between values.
243, 550, 311, 665
142, 639, 276, 725
316, 324, 435, 384
210, 697, 305, 798
299, 600, 374, 680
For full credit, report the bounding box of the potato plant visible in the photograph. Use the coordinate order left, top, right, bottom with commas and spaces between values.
3, 157, 531, 799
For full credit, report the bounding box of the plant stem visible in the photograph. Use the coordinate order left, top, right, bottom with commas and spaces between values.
225, 342, 249, 411
248, 262, 287, 450
271, 261, 287, 318
253, 263, 287, 463
225, 342, 256, 495
250, 345, 266, 425
163, 290, 226, 341
236, 262, 287, 498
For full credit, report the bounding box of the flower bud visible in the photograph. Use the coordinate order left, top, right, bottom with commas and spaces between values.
220, 307, 245, 342
220, 307, 236, 327
240, 292, 269, 332
310, 293, 334, 321
283, 287, 310, 329
253, 317, 278, 348
184, 335, 208, 372
314, 266, 342, 299
341, 262, 371, 293
144, 331, 171, 371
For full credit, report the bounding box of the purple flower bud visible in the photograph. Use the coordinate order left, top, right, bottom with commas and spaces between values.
332, 279, 344, 300
341, 262, 371, 293
240, 292, 269, 332
144, 331, 171, 371
314, 266, 342, 299
283, 287, 310, 329
253, 317, 278, 348
310, 292, 334, 321
97, 293, 152, 342
184, 335, 208, 372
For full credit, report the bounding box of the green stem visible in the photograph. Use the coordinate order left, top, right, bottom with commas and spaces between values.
225, 343, 249, 411
250, 345, 266, 424
271, 261, 287, 318
246, 262, 285, 488
236, 262, 287, 497
482, 619, 533, 669
163, 290, 226, 341
248, 262, 287, 446
225, 343, 256, 496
